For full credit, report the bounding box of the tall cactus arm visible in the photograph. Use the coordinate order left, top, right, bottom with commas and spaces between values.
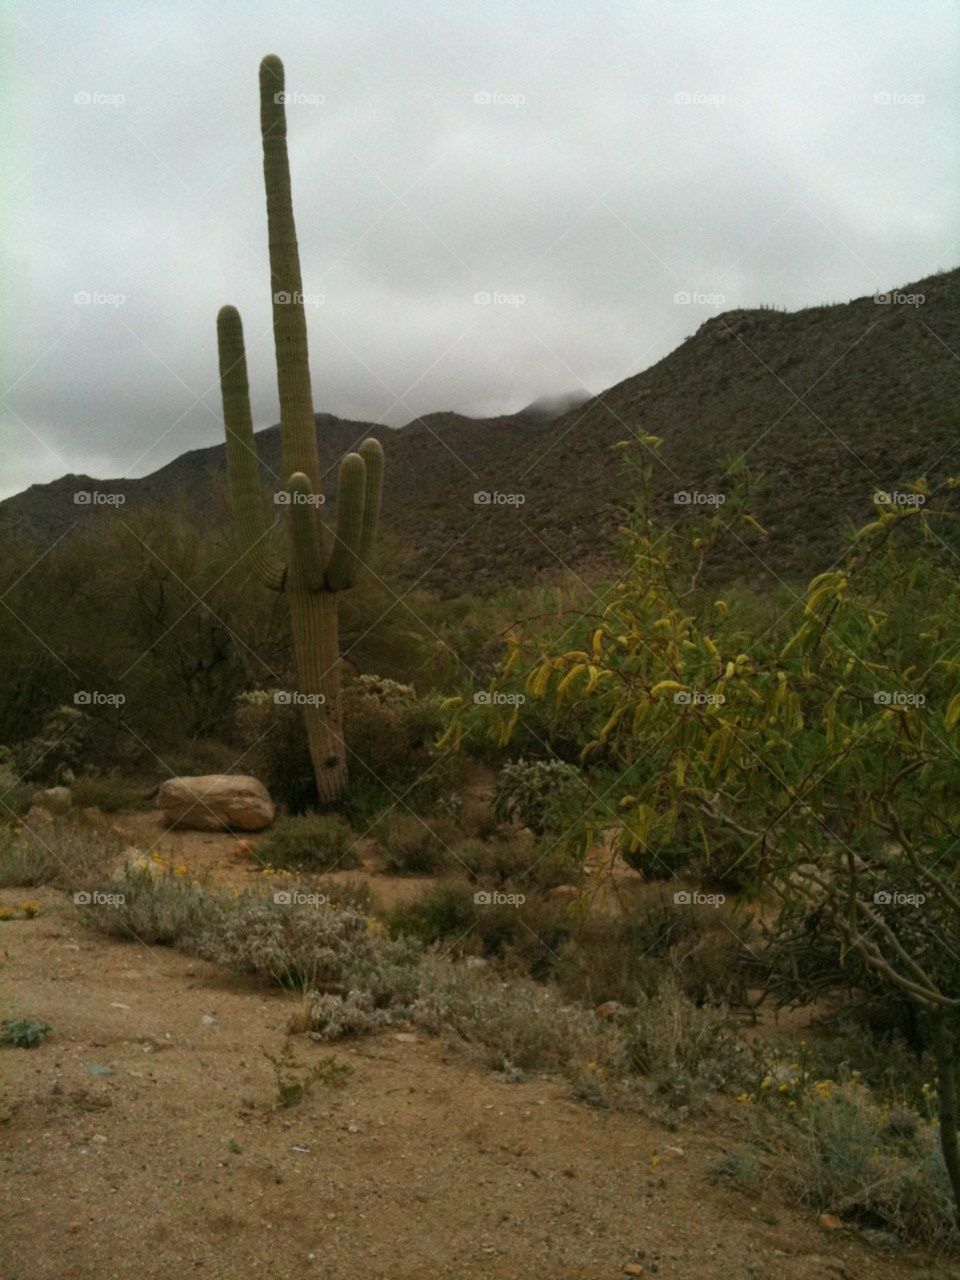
325, 453, 367, 591
357, 437, 384, 570
259, 54, 322, 493
286, 471, 327, 591
217, 305, 286, 592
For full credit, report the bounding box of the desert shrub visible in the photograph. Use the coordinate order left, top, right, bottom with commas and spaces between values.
491, 758, 584, 835
389, 880, 479, 946
453, 833, 580, 890
1, 1017, 50, 1048
263, 1040, 351, 1107
255, 814, 357, 873
549, 893, 749, 1008
192, 887, 417, 994
797, 1022, 937, 1113
162, 737, 239, 778
451, 447, 960, 1219
80, 867, 423, 1034
772, 1081, 957, 1247
78, 863, 214, 944
0, 750, 33, 821
379, 813, 453, 875
71, 776, 148, 813
619, 978, 756, 1111
0, 819, 121, 891
708, 1145, 762, 1191
236, 676, 456, 820
414, 954, 614, 1074
389, 880, 572, 981
235, 691, 316, 812
456, 793, 500, 840
13, 706, 92, 784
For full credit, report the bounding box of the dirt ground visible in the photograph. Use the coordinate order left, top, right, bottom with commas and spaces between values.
1, 816, 957, 1279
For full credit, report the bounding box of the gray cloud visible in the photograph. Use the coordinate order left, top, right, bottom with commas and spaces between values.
2, 0, 957, 497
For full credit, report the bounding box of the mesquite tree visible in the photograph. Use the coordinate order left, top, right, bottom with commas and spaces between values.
216, 55, 384, 803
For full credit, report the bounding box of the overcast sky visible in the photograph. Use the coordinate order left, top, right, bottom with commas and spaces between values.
1, 0, 956, 498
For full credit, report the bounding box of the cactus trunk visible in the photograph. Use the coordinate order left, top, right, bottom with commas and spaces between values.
215, 55, 385, 806
290, 589, 345, 803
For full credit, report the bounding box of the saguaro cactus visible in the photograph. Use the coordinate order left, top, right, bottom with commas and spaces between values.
216, 55, 384, 803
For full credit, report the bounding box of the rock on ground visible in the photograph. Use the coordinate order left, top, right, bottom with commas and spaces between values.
156, 774, 274, 832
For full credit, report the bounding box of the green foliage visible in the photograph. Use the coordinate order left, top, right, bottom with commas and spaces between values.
262, 1040, 351, 1108
255, 814, 357, 873
14, 706, 91, 784
236, 676, 454, 820
764, 1079, 958, 1247
71, 776, 148, 813
451, 440, 960, 1224
379, 814, 452, 875
0, 819, 120, 890
621, 979, 755, 1110
491, 758, 584, 835
389, 880, 573, 980
414, 954, 613, 1075
454, 833, 579, 890
1, 1017, 50, 1048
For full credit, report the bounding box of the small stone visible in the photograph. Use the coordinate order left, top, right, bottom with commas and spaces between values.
595, 1000, 632, 1022
34, 786, 71, 812
394, 1032, 417, 1043
623, 1265, 645, 1277
201, 1014, 217, 1026
545, 885, 578, 903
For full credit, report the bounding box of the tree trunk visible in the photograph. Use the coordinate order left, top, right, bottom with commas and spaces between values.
931, 1013, 960, 1229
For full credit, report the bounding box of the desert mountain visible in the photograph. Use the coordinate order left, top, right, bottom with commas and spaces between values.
3, 268, 958, 594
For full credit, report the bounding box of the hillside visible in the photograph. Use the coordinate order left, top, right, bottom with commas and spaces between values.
3, 268, 958, 594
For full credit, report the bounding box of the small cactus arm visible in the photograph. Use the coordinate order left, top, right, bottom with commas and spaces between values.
216, 54, 385, 803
